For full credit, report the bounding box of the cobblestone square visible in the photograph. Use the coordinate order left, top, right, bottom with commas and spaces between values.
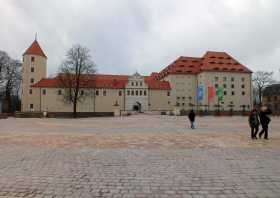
0, 115, 280, 198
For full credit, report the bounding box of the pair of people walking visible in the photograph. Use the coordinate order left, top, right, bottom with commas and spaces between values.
249, 106, 272, 140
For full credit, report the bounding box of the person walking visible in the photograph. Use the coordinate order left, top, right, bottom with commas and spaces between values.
188, 109, 196, 129
259, 106, 272, 140
248, 108, 259, 139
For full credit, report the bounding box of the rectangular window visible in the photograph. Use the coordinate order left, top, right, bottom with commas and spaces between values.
131, 82, 134, 86
31, 67, 35, 72
168, 101, 170, 105
58, 90, 62, 95
136, 82, 138, 86
30, 78, 34, 84
119, 90, 122, 96
42, 89, 46, 95
224, 91, 227, 95
177, 96, 180, 100
144, 90, 147, 96
131, 90, 134, 96
31, 57, 35, 62
241, 84, 245, 89
95, 90, 99, 96
241, 77, 245, 82
140, 90, 142, 96
242, 91, 245, 96
30, 104, 33, 109
167, 91, 170, 96
103, 90, 106, 96
136, 90, 138, 96
80, 90, 84, 96
182, 103, 185, 106
223, 84, 227, 89
232, 91, 235, 96
231, 77, 234, 82
127, 90, 130, 96
223, 77, 227, 82
215, 77, 219, 82
29, 89, 32, 94
231, 84, 234, 89
215, 84, 219, 88
140, 82, 143, 86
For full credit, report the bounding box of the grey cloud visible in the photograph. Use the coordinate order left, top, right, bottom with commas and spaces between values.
0, 0, 280, 80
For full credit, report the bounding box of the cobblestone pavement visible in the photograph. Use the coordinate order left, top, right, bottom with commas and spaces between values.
0, 115, 280, 198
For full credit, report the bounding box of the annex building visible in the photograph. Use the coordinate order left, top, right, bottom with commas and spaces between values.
21, 39, 253, 114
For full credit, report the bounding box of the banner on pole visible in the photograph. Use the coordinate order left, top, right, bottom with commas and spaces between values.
208, 86, 215, 102
216, 87, 224, 102
197, 85, 204, 102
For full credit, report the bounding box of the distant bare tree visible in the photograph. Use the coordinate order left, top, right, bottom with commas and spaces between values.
0, 50, 22, 112
252, 71, 275, 105
58, 45, 96, 118
0, 51, 10, 84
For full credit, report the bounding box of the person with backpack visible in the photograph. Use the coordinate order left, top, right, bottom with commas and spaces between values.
259, 106, 272, 140
248, 108, 260, 139
188, 109, 196, 129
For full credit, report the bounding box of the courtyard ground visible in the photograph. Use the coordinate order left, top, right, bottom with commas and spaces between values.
0, 115, 279, 198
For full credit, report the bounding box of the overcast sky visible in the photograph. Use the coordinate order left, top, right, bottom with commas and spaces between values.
1, 0, 280, 79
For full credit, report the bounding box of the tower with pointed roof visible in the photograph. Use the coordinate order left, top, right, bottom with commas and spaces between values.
21, 38, 47, 112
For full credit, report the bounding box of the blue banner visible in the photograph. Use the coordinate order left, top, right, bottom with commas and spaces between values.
197, 85, 204, 102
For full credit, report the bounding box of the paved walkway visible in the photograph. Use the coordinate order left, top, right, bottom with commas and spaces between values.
0, 115, 279, 198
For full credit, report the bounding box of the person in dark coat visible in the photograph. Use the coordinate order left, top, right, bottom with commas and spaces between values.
188, 110, 196, 129
248, 108, 259, 139
259, 106, 272, 140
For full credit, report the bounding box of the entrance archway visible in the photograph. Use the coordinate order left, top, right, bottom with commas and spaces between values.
133, 102, 142, 112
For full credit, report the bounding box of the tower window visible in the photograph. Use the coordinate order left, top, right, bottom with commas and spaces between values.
30, 78, 34, 83
42, 89, 46, 95
31, 67, 35, 72
31, 57, 35, 62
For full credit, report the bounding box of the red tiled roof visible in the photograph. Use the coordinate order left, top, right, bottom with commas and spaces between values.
155, 51, 252, 79
144, 76, 171, 90
32, 74, 170, 90
23, 40, 47, 58
200, 51, 252, 73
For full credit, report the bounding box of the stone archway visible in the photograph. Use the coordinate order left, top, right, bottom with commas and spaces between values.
133, 102, 142, 112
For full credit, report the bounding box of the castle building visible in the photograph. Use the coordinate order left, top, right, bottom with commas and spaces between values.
21, 39, 253, 113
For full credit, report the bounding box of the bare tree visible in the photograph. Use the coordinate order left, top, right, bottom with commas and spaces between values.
252, 71, 275, 105
0, 51, 10, 84
0, 50, 22, 112
58, 45, 96, 118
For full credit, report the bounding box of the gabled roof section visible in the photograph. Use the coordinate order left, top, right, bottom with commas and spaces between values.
201, 51, 252, 73
23, 40, 47, 58
155, 56, 202, 80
